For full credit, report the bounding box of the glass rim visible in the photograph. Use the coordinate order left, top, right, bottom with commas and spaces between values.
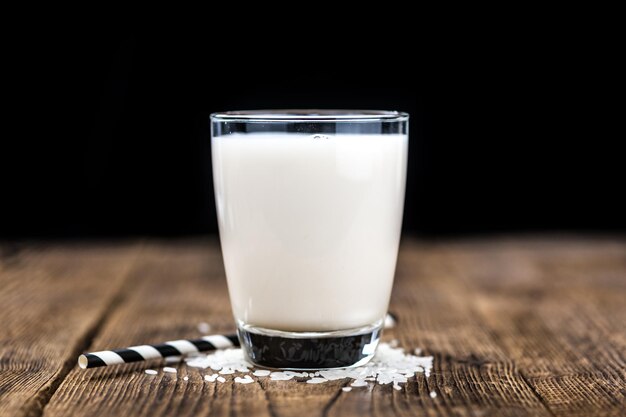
211, 109, 409, 123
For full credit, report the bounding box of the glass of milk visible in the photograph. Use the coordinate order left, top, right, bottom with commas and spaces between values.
211, 110, 408, 369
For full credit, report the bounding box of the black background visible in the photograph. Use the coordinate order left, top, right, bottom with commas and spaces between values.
3, 28, 623, 239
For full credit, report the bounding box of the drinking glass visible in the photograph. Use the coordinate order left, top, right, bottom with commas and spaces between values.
211, 110, 408, 369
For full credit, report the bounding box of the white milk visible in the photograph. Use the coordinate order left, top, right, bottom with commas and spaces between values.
212, 133, 408, 332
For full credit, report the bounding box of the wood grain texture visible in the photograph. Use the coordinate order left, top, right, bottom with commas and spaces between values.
0, 242, 140, 417
41, 240, 252, 417
1, 237, 624, 417
447, 239, 626, 417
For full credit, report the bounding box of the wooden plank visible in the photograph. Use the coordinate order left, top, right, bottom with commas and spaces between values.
0, 242, 139, 417
447, 239, 626, 416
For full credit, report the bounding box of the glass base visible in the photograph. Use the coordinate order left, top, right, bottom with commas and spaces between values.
237, 319, 383, 370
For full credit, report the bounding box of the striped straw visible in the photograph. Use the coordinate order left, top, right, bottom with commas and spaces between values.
78, 334, 239, 369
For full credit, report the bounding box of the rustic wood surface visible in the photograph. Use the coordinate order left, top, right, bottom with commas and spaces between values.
0, 237, 624, 417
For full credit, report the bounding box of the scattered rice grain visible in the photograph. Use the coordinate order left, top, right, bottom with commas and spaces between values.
384, 314, 396, 329
235, 375, 254, 384
253, 369, 271, 377
306, 377, 328, 384
185, 342, 433, 390
197, 322, 212, 333
269, 372, 294, 381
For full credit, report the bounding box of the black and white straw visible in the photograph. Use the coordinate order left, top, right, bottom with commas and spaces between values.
78, 334, 240, 369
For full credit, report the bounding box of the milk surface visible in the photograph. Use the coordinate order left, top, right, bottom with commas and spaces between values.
212, 133, 408, 332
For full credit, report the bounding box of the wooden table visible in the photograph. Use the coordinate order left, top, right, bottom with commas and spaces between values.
1, 237, 625, 417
